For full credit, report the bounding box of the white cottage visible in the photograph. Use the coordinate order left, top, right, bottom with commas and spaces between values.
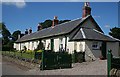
14, 2, 120, 61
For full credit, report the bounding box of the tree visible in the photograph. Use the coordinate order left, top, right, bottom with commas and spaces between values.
12, 30, 21, 41
1, 23, 11, 45
40, 19, 71, 29
40, 20, 52, 29
109, 27, 120, 40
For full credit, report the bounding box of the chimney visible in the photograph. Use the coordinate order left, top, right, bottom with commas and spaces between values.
18, 34, 21, 39
52, 16, 59, 28
37, 23, 42, 31
82, 2, 91, 18
29, 28, 32, 34
25, 29, 28, 35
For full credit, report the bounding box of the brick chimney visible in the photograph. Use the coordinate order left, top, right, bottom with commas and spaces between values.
82, 2, 91, 18
29, 28, 32, 34
52, 16, 59, 28
37, 23, 42, 31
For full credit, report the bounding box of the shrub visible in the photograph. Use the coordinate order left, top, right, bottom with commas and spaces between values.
26, 50, 33, 54
36, 50, 43, 53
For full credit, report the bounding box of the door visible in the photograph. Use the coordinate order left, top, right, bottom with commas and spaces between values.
101, 41, 107, 59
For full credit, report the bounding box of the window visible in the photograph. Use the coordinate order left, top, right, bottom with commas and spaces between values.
59, 38, 64, 52
92, 42, 99, 50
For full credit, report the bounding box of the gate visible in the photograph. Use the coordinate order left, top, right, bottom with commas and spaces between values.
107, 50, 120, 77
40, 50, 72, 70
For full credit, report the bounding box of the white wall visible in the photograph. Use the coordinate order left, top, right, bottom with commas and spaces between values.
67, 37, 74, 54
107, 42, 119, 57
45, 39, 51, 50
14, 40, 40, 51
54, 38, 59, 52
76, 42, 85, 52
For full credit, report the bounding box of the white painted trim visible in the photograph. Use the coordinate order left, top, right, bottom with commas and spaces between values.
80, 28, 86, 39
93, 29, 104, 34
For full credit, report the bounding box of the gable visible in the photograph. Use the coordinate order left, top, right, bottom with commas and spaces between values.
80, 16, 103, 33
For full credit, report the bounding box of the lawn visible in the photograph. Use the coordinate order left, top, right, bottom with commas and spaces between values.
2, 51, 35, 59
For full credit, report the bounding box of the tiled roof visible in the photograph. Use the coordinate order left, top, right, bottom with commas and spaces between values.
70, 27, 120, 42
16, 15, 91, 43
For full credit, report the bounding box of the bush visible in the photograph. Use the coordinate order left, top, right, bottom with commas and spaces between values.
2, 45, 11, 51
26, 50, 33, 54
36, 50, 43, 53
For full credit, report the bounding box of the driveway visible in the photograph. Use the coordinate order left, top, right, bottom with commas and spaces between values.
26, 59, 107, 75
2, 56, 107, 75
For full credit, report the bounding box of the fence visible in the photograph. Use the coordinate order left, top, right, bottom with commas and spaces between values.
107, 50, 120, 77
40, 50, 72, 70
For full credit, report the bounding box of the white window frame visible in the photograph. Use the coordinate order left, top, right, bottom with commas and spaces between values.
92, 42, 99, 50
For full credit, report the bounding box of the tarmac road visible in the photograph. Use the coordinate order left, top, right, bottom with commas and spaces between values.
2, 56, 107, 76
2, 61, 28, 75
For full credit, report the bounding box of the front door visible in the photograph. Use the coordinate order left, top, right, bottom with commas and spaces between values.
101, 41, 107, 59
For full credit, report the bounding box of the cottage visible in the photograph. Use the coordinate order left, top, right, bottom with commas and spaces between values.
14, 2, 120, 61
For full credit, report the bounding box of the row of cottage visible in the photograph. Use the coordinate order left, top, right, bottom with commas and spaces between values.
14, 2, 120, 61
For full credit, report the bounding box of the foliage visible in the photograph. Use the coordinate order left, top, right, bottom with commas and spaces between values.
26, 50, 33, 54
0, 23, 2, 30
40, 19, 71, 29
2, 51, 35, 59
36, 50, 43, 52
109, 27, 120, 40
2, 23, 11, 45
40, 20, 52, 29
12, 30, 21, 41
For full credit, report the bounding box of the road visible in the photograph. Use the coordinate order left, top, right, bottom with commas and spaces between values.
2, 56, 32, 75
2, 56, 107, 76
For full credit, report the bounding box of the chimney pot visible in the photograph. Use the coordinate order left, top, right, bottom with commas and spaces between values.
25, 29, 28, 35
29, 28, 32, 34
54, 16, 58, 20
37, 23, 42, 31
82, 2, 91, 18
52, 16, 59, 28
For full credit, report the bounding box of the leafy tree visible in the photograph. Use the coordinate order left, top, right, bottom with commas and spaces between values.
109, 27, 120, 40
12, 30, 21, 41
1, 23, 11, 45
40, 20, 52, 29
40, 19, 71, 29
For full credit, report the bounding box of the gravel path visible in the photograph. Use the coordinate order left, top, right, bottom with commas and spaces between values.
26, 59, 107, 75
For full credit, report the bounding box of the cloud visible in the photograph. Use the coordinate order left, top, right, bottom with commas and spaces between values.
104, 24, 111, 28
2, 0, 26, 8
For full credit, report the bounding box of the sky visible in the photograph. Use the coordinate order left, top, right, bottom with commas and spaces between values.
2, 2, 120, 35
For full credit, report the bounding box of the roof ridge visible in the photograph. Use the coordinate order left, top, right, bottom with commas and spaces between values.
38, 15, 91, 31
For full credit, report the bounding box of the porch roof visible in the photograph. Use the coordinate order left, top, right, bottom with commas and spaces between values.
70, 27, 120, 42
